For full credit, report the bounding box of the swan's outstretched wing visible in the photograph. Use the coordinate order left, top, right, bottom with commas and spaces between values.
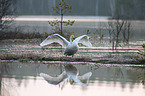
40, 72, 68, 85
77, 72, 92, 85
74, 35, 92, 47
40, 34, 70, 47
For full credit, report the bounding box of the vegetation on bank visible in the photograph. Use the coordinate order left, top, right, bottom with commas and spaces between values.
137, 44, 145, 64
0, 51, 142, 64
0, 53, 92, 62
0, 31, 44, 40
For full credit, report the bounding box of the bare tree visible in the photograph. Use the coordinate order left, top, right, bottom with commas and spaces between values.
0, 0, 16, 32
122, 20, 131, 44
108, 16, 132, 50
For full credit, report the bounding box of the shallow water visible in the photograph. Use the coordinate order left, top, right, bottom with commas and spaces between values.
13, 16, 145, 41
0, 62, 145, 96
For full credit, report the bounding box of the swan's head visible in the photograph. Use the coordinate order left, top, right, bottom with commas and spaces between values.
71, 35, 75, 39
69, 78, 75, 85
70, 35, 75, 42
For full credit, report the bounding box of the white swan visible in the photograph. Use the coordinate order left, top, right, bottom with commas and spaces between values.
40, 64, 92, 85
40, 34, 92, 57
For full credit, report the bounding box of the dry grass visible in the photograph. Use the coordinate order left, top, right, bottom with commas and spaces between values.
0, 52, 142, 64
0, 30, 44, 40
0, 53, 42, 60
0, 53, 92, 62
0, 39, 143, 64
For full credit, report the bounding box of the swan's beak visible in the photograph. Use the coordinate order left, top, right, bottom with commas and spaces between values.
70, 79, 74, 85
71, 81, 74, 85
72, 36, 75, 41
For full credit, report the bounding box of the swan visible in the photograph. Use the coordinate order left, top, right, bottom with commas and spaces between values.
40, 34, 92, 57
40, 64, 92, 85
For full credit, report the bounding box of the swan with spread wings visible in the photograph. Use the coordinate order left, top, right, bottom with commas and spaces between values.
40, 34, 92, 57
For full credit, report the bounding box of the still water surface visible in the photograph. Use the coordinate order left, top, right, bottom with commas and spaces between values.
13, 16, 145, 41
1, 62, 145, 96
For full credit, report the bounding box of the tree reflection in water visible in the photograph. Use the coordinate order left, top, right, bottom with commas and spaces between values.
0, 63, 11, 96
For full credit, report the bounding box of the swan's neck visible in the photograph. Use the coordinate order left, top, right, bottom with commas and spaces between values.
70, 35, 75, 43
70, 37, 73, 43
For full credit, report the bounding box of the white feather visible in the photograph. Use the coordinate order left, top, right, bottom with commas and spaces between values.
40, 34, 69, 47
40, 34, 92, 56
77, 72, 92, 85
40, 72, 68, 85
74, 35, 92, 47
40, 64, 92, 85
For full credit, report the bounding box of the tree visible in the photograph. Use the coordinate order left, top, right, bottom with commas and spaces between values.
0, 0, 16, 32
48, 0, 75, 37
112, 0, 145, 20
137, 44, 145, 64
137, 44, 145, 85
108, 15, 132, 50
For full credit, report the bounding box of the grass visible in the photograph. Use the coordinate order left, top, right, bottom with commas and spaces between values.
0, 53, 92, 62
0, 52, 141, 64
0, 30, 93, 62
0, 53, 42, 61
0, 32, 144, 64
0, 30, 44, 40
136, 44, 145, 64
0, 27, 76, 41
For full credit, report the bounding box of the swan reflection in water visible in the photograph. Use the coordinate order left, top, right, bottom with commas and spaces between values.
40, 64, 92, 85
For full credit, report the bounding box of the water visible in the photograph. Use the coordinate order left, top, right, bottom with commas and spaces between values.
0, 62, 144, 96
13, 16, 110, 35
12, 16, 145, 41
15, 0, 113, 16
15, 0, 145, 19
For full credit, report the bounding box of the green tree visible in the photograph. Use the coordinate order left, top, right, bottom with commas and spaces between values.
48, 0, 75, 36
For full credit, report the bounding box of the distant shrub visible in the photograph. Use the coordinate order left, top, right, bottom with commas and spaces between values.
0, 28, 44, 40
137, 44, 145, 64
137, 71, 145, 85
